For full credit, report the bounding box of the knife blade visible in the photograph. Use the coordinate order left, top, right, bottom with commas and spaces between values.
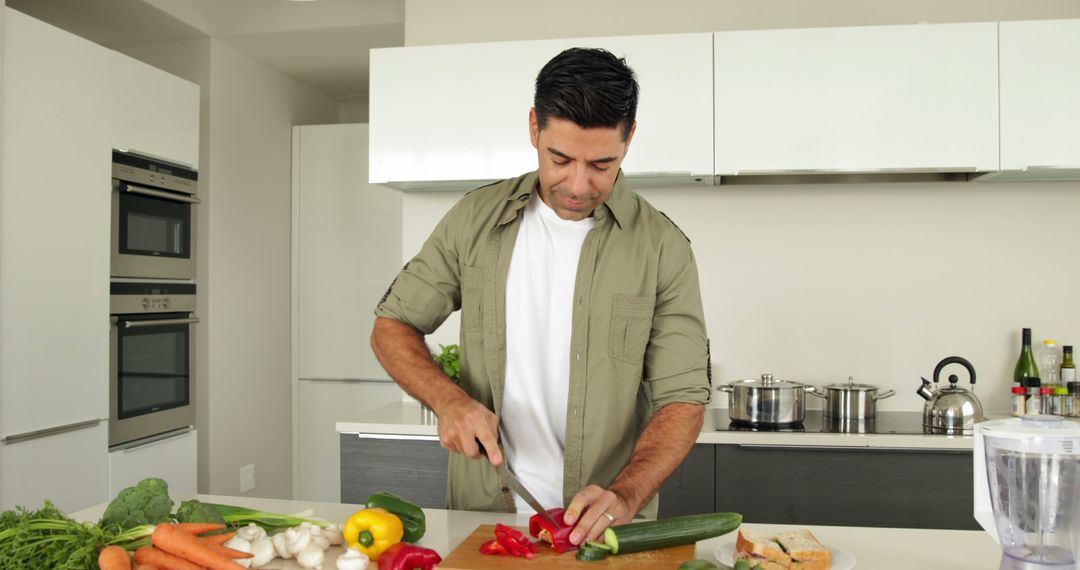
478, 440, 560, 528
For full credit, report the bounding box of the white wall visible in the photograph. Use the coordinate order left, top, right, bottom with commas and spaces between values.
404, 0, 1080, 45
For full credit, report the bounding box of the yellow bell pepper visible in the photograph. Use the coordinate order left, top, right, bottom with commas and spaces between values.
343, 507, 404, 561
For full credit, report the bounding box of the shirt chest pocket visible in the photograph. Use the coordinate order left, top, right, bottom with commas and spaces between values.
461, 265, 483, 333
608, 294, 656, 364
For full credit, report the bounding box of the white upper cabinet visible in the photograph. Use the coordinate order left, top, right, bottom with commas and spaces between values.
370, 33, 714, 189
713, 23, 999, 176
111, 52, 200, 169
996, 19, 1080, 180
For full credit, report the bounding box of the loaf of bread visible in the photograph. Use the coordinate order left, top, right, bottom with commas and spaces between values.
734, 528, 832, 570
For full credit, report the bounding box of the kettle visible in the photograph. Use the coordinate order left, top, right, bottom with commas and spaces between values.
916, 356, 986, 434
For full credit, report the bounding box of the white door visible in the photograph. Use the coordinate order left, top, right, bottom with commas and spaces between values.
111, 52, 201, 169
714, 22, 998, 176
0, 422, 110, 513
997, 19, 1080, 180
109, 429, 197, 498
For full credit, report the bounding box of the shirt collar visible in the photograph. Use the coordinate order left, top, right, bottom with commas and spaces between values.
496, 170, 630, 229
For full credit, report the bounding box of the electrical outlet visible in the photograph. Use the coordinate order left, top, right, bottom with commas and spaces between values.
240, 463, 255, 493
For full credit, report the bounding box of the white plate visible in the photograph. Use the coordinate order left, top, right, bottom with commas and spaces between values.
714, 541, 856, 570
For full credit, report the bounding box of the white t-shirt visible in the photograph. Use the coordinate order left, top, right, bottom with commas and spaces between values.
501, 190, 595, 512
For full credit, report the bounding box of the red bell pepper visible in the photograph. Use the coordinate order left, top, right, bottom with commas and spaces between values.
493, 523, 537, 559
479, 539, 509, 555
528, 507, 577, 553
377, 542, 442, 570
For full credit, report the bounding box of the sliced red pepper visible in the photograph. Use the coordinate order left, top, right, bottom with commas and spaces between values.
377, 542, 442, 570
479, 539, 509, 555
528, 507, 577, 553
494, 523, 537, 559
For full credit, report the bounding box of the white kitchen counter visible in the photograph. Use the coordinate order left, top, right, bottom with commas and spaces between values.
73, 494, 1001, 569
336, 401, 976, 450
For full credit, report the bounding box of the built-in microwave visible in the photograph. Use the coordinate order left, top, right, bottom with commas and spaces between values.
109, 281, 197, 448
111, 150, 199, 280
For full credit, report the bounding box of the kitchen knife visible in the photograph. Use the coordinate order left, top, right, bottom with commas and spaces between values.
478, 440, 560, 529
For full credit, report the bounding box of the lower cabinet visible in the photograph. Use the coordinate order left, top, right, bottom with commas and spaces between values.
340, 436, 448, 508
658, 444, 716, 518
0, 421, 110, 513
713, 444, 977, 530
109, 428, 197, 498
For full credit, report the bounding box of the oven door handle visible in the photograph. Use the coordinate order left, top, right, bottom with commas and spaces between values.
122, 317, 200, 328
124, 183, 201, 204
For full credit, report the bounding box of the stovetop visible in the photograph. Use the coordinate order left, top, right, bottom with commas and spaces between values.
712, 409, 931, 434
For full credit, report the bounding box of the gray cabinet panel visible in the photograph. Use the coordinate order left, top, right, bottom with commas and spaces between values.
658, 444, 715, 518
340, 436, 449, 508
715, 444, 977, 530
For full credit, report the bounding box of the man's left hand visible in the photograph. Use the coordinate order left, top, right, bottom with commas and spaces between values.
562, 485, 632, 545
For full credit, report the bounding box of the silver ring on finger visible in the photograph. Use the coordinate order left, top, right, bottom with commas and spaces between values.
603, 512, 615, 523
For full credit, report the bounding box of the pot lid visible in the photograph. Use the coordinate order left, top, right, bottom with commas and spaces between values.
729, 373, 807, 389
823, 376, 879, 391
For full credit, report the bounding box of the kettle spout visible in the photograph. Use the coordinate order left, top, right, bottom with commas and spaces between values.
916, 377, 935, 401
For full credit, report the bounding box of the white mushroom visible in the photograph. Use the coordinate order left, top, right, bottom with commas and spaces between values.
285, 526, 313, 555
249, 536, 276, 568
223, 536, 253, 569
335, 547, 370, 570
296, 545, 325, 569
311, 534, 331, 551
302, 522, 323, 537
237, 523, 268, 543
272, 532, 294, 559
322, 524, 345, 546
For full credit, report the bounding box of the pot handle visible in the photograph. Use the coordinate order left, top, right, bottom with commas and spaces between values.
807, 387, 825, 398
873, 389, 896, 401
718, 385, 733, 393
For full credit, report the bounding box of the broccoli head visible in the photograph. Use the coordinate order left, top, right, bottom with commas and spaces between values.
99, 477, 174, 530
174, 499, 225, 525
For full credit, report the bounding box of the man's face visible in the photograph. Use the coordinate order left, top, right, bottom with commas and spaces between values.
529, 109, 635, 221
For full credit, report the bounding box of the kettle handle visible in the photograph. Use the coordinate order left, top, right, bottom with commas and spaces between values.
933, 356, 976, 385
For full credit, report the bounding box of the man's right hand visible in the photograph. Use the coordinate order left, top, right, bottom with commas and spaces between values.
433, 391, 503, 466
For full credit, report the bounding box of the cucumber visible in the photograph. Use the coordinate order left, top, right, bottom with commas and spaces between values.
602, 512, 742, 555
576, 542, 611, 562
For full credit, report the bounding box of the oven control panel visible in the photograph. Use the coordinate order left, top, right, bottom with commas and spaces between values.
141, 296, 172, 311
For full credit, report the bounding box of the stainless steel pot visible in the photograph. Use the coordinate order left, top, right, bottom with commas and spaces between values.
720, 373, 816, 426
810, 376, 895, 420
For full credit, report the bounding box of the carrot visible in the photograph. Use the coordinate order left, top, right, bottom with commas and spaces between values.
175, 523, 226, 536
203, 532, 236, 545
134, 546, 206, 570
135, 566, 160, 570
198, 537, 253, 559
151, 524, 246, 570
98, 545, 132, 570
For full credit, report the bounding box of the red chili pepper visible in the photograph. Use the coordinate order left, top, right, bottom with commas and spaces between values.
377, 542, 442, 570
528, 507, 577, 553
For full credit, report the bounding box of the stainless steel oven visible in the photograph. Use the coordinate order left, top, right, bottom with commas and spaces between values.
109, 281, 197, 448
111, 150, 199, 280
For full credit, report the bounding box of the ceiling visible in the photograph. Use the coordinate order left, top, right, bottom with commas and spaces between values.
6, 0, 405, 101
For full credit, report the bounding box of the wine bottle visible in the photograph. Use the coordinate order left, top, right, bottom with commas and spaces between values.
1062, 345, 1076, 385
1014, 328, 1040, 387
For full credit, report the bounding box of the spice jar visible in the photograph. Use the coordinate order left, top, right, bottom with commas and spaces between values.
1069, 382, 1080, 417
1026, 378, 1043, 416
1011, 386, 1027, 417
1053, 386, 1069, 415
1040, 387, 1054, 415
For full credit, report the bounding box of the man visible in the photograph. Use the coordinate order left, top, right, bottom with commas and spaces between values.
370, 47, 710, 546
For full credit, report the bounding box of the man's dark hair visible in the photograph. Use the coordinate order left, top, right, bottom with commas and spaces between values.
534, 47, 639, 141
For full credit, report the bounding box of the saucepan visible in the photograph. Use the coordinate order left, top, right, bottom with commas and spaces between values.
809, 376, 895, 421
719, 373, 817, 427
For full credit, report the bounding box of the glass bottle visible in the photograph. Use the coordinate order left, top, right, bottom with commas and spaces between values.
1026, 378, 1043, 416
1062, 345, 1076, 386
1070, 382, 1080, 418
1041, 339, 1062, 386
1011, 386, 1027, 417
1014, 328, 1040, 388
1040, 387, 1054, 415
1053, 386, 1069, 415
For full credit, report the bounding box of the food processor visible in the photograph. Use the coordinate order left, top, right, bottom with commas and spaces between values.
975, 416, 1080, 569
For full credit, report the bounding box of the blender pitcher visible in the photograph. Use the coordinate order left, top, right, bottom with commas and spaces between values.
975, 416, 1080, 570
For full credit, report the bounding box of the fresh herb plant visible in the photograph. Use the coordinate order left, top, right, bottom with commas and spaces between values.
432, 343, 461, 380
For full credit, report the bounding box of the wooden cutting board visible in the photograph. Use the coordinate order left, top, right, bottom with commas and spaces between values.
439, 524, 696, 569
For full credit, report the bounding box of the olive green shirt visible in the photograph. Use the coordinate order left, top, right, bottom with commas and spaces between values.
375, 170, 711, 518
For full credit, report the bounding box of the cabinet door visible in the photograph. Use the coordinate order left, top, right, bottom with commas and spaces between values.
0, 421, 109, 513
999, 19, 1080, 179
340, 436, 448, 508
370, 33, 713, 188
109, 429, 197, 498
658, 444, 715, 518
294, 124, 401, 380
1, 9, 110, 438
297, 380, 402, 502
111, 51, 200, 169
714, 23, 998, 175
